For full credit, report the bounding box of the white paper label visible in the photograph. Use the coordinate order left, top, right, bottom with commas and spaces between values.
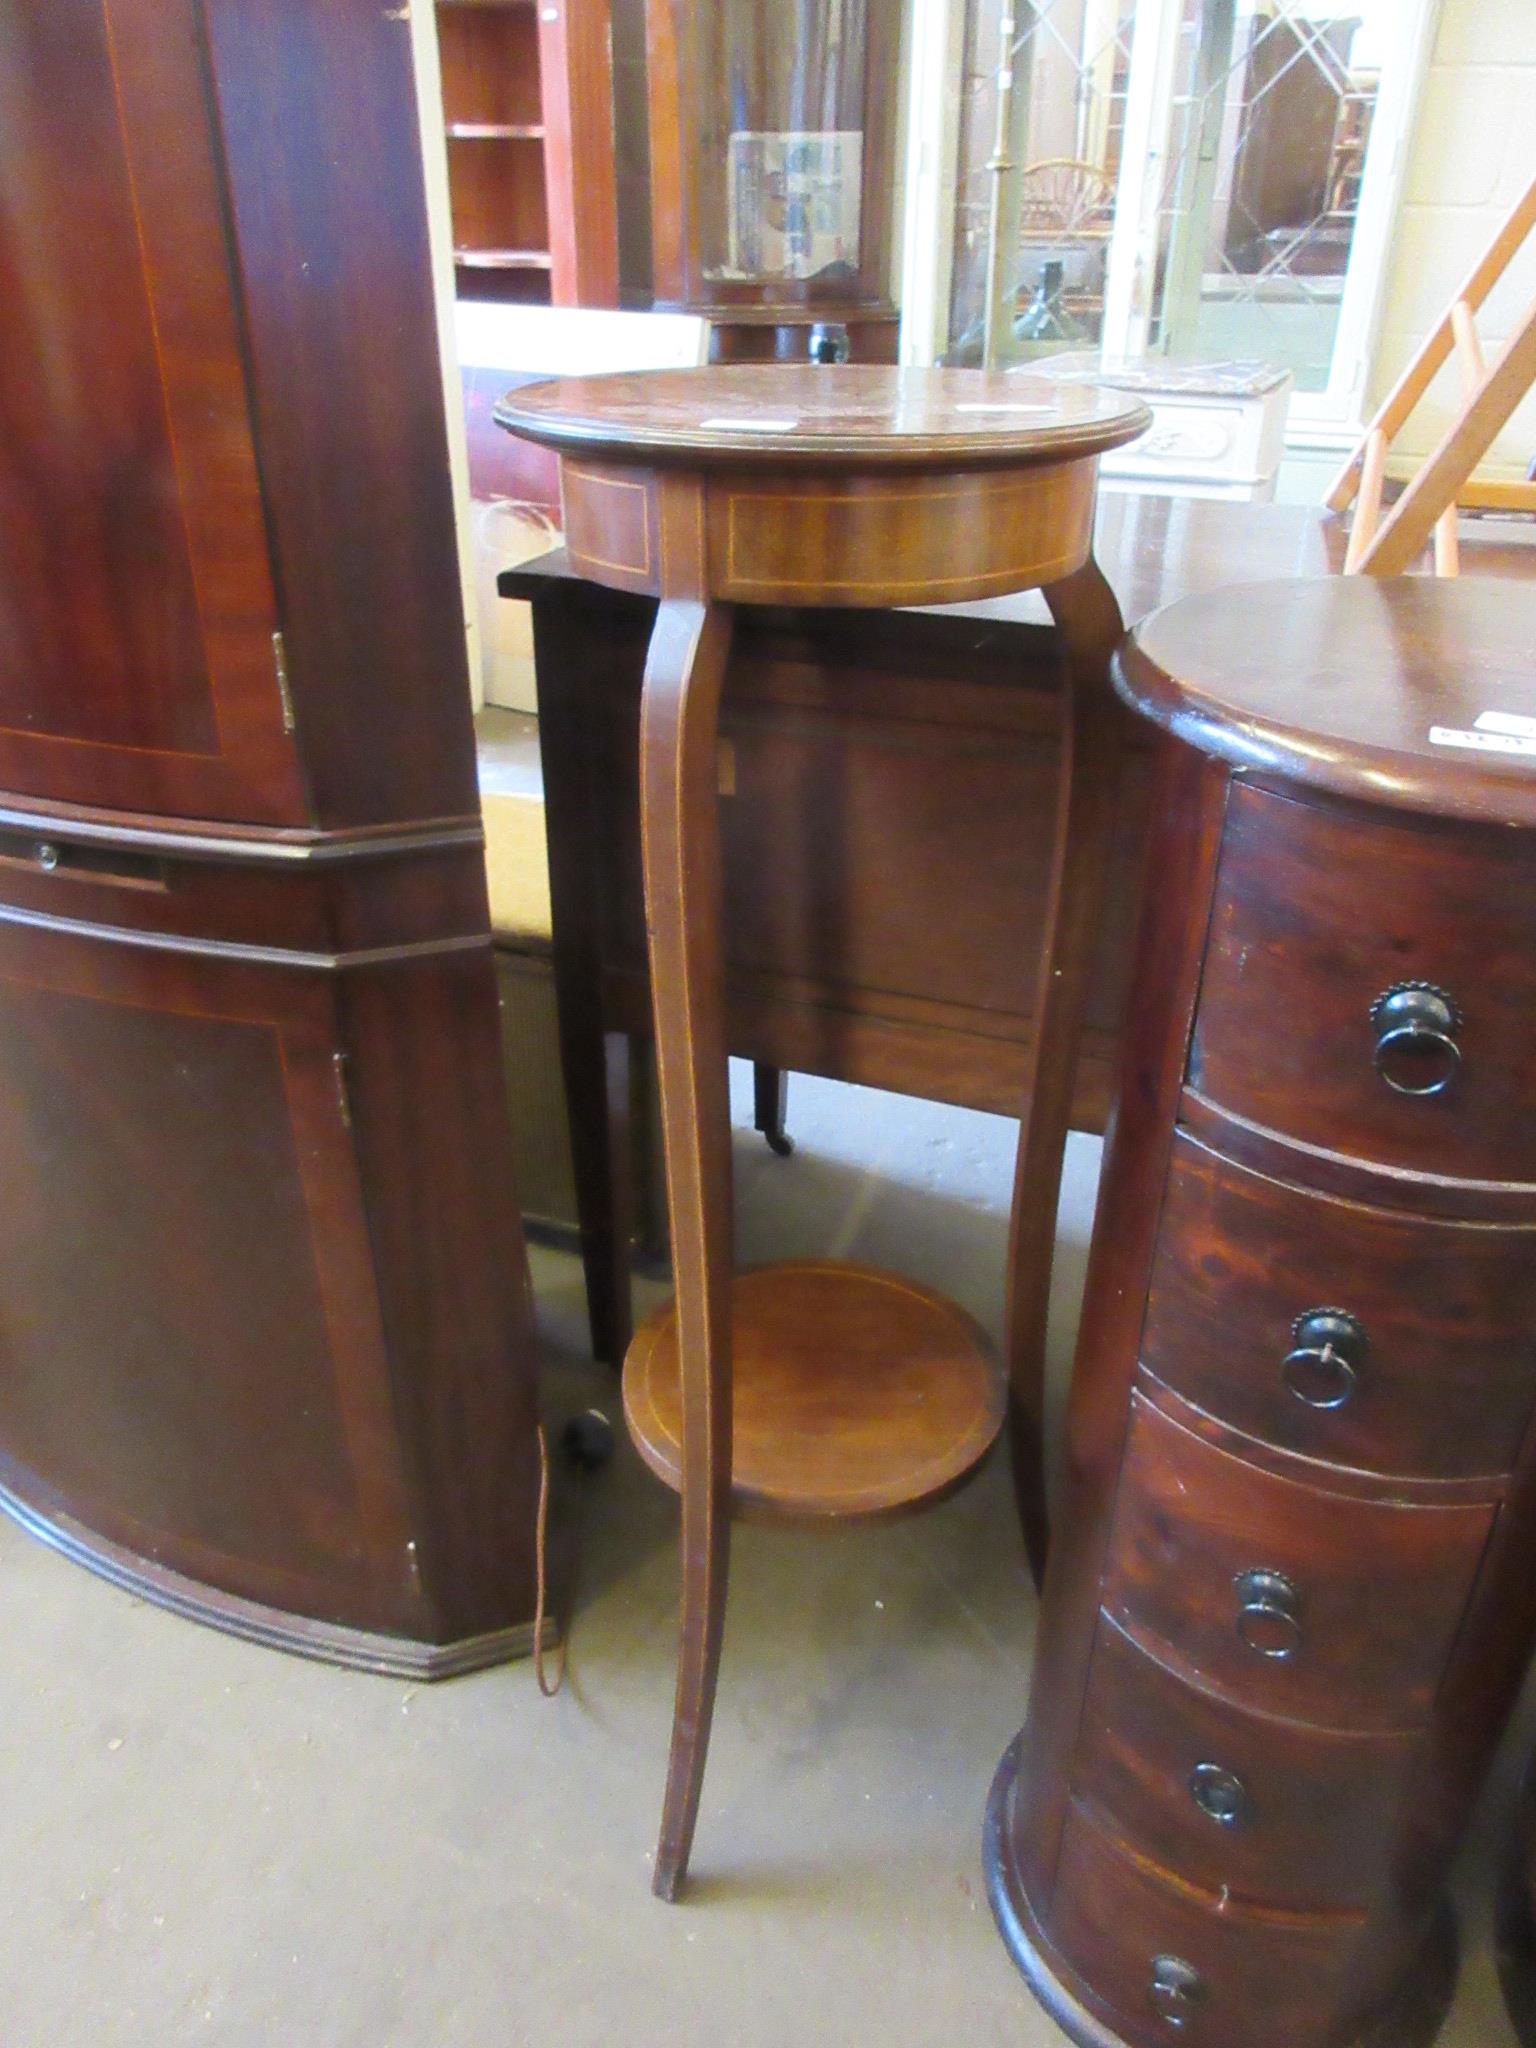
1429, 724, 1536, 758
698, 416, 799, 432
1474, 709, 1536, 741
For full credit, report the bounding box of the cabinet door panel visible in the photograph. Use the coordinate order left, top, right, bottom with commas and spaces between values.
0, 0, 307, 823
0, 919, 416, 1628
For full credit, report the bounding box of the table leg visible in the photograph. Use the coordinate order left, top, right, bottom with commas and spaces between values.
533, 590, 636, 1366
639, 597, 737, 1901
1005, 557, 1127, 1589
752, 1063, 794, 1156
1501, 1760, 1536, 2044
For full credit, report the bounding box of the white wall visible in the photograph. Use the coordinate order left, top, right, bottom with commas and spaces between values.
1368, 0, 1536, 480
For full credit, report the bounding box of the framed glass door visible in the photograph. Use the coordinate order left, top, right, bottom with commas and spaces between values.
1099, 0, 1441, 433
930, 0, 1441, 436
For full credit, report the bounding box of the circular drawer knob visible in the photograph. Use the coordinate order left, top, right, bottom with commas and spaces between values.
1370, 983, 1461, 1097
1283, 1308, 1366, 1410
1149, 1954, 1206, 2026
1235, 1567, 1302, 1659
1189, 1761, 1249, 1827
33, 841, 60, 872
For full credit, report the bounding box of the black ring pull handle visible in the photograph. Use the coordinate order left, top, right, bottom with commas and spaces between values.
1149, 1955, 1207, 2028
1283, 1308, 1366, 1411
1235, 1567, 1302, 1660
1370, 983, 1462, 1097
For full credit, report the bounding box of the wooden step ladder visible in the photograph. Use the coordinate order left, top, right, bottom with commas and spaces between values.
1327, 171, 1536, 576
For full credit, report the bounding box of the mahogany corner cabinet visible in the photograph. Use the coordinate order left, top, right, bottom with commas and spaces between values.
0, 0, 542, 1676
987, 576, 1536, 2048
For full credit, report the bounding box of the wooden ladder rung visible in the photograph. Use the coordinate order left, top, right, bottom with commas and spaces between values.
1344, 426, 1388, 574
1433, 300, 1487, 576
1326, 171, 1536, 531
1356, 290, 1536, 576
1457, 478, 1536, 514
1451, 299, 1486, 383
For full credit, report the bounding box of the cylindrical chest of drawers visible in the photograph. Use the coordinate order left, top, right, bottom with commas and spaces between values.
986, 577, 1536, 2048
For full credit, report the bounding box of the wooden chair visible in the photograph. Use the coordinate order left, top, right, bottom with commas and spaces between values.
1017, 156, 1116, 241
1017, 157, 1116, 329
1327, 171, 1536, 575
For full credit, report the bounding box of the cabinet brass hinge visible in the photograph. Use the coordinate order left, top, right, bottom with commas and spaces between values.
272, 630, 296, 734
332, 1050, 353, 1130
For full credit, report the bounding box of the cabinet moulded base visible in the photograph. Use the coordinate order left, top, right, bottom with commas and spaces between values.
0, 1469, 550, 1682
982, 1734, 1458, 2048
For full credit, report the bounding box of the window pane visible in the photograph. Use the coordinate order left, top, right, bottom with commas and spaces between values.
946, 0, 1388, 389
948, 0, 1136, 361
1149, 1, 1384, 392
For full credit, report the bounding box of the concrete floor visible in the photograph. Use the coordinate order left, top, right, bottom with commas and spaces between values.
1, 1065, 1527, 2045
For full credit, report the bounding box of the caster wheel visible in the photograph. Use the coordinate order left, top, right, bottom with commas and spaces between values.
561, 1409, 616, 1472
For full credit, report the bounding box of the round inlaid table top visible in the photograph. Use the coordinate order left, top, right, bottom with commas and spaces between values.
494, 363, 1151, 469
1116, 576, 1536, 828
622, 1260, 1006, 1525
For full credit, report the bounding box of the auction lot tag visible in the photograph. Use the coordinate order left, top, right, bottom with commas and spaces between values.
1475, 709, 1536, 740
1429, 725, 1536, 758
699, 416, 799, 432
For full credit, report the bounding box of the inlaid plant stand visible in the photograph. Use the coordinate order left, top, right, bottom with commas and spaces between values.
497, 364, 1149, 1898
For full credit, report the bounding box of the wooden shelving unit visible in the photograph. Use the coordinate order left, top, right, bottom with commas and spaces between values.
435, 0, 617, 307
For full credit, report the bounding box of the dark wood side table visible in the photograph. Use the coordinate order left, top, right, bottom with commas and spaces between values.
494, 496, 1362, 1390
988, 576, 1536, 2047
497, 364, 1148, 1894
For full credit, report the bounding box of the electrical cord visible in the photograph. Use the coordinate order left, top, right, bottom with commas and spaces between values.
532, 1424, 565, 1697
531, 1409, 615, 1699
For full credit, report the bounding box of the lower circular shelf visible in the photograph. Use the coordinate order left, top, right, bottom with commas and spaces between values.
622, 1258, 1005, 1525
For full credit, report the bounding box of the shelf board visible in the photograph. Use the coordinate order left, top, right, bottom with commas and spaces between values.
446, 122, 545, 141
454, 247, 553, 271
623, 1260, 1005, 1524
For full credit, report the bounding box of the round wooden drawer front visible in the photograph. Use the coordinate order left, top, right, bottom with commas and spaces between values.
1100, 1395, 1495, 1734
1189, 785, 1536, 1186
1048, 1800, 1367, 2048
1142, 1133, 1536, 1483
1074, 1615, 1417, 1914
